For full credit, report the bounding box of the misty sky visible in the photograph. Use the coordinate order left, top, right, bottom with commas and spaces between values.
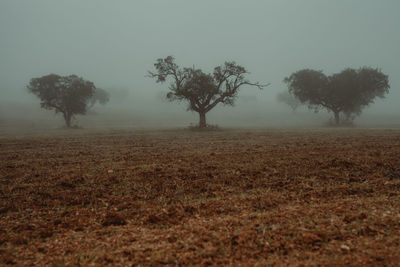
1, 0, 399, 118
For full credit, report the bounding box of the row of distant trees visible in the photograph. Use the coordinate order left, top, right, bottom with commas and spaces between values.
28, 56, 390, 128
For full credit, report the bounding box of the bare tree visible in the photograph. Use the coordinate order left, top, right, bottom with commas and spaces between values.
148, 56, 269, 128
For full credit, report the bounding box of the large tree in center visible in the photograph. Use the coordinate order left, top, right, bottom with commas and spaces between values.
28, 74, 109, 127
284, 67, 390, 125
149, 56, 268, 128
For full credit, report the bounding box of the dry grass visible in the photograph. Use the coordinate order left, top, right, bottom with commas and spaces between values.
0, 128, 399, 266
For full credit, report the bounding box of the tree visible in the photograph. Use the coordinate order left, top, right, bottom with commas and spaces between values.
148, 56, 269, 128
276, 91, 301, 112
28, 74, 107, 127
284, 67, 390, 125
89, 88, 110, 108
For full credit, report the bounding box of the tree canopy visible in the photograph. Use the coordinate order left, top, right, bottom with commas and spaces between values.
148, 56, 268, 128
28, 74, 108, 127
284, 67, 390, 125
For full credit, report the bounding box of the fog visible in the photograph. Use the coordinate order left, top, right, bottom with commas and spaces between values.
1, 0, 399, 132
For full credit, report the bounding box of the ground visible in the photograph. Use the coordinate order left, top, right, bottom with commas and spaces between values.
0, 128, 399, 266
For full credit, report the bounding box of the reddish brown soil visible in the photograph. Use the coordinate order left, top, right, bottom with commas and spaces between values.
1, 129, 399, 266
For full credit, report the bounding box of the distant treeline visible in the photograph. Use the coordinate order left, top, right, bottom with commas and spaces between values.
27, 56, 389, 128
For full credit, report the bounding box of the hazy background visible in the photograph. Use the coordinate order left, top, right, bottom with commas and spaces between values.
1, 0, 399, 132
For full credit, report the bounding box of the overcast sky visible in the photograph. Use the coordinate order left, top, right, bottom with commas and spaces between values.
1, 0, 399, 118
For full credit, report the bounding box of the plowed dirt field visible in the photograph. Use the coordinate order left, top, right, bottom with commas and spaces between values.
1, 129, 399, 266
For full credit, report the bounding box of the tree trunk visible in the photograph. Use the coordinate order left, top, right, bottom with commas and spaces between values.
198, 111, 207, 128
64, 113, 72, 128
334, 111, 340, 125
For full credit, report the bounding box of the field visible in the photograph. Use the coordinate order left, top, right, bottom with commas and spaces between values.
1, 128, 399, 266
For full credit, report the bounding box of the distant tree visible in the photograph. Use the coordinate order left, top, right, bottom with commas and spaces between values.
108, 88, 130, 104
284, 67, 390, 125
89, 88, 110, 108
28, 74, 108, 127
276, 91, 301, 112
148, 56, 269, 128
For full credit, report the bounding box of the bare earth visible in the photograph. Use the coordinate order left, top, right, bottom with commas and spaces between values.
0, 128, 399, 266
